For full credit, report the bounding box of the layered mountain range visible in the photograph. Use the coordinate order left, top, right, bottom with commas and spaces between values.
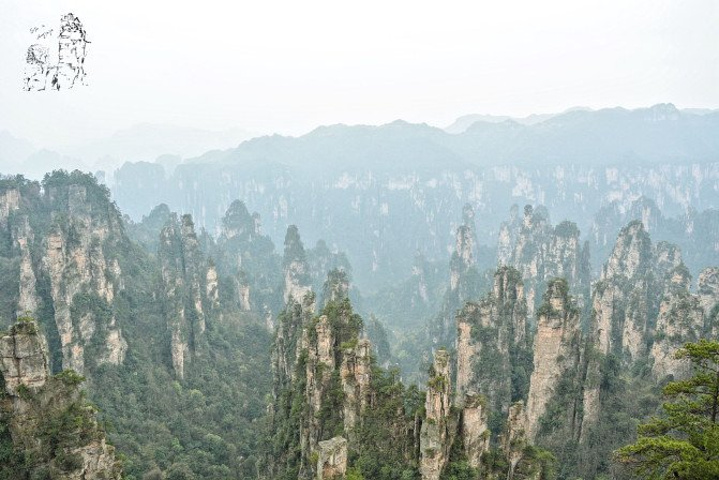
0, 104, 718, 479
107, 104, 719, 291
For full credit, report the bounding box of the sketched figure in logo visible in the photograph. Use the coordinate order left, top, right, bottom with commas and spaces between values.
23, 13, 89, 91
23, 25, 53, 91
54, 13, 89, 90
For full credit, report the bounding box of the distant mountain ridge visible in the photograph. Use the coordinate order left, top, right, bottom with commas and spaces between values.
186, 103, 719, 169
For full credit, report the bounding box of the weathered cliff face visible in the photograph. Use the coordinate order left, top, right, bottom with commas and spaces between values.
45, 184, 125, 373
498, 205, 590, 319
13, 216, 40, 316
317, 436, 348, 480
306, 315, 336, 452
214, 200, 281, 314
420, 349, 452, 480
340, 338, 372, 438
525, 279, 582, 442
0, 320, 122, 480
502, 401, 528, 479
0, 188, 21, 226
0, 174, 134, 376
322, 268, 350, 308
461, 392, 490, 471
268, 275, 367, 479
159, 214, 212, 379
650, 266, 717, 380
284, 225, 313, 305
0, 320, 49, 395
431, 205, 481, 347
272, 293, 316, 394
455, 267, 528, 418
650, 292, 704, 379
699, 267, 719, 335
590, 221, 683, 364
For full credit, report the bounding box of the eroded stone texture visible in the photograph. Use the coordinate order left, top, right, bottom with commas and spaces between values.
317, 436, 347, 480
0, 322, 50, 395
0, 320, 121, 480
420, 349, 452, 480
340, 339, 372, 438
525, 280, 582, 442
462, 392, 490, 470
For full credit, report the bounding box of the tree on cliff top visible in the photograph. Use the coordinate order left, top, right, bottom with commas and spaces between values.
615, 339, 719, 479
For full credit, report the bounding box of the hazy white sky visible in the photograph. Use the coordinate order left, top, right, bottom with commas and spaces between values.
0, 0, 717, 146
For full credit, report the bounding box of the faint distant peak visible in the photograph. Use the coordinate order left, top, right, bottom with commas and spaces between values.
444, 107, 591, 134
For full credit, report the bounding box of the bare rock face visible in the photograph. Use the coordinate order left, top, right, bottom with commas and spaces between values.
420, 349, 452, 480
699, 267, 719, 334
272, 294, 314, 388
650, 290, 704, 379
206, 263, 220, 309
450, 225, 475, 292
591, 221, 681, 364
340, 338, 372, 438
0, 188, 20, 225
0, 320, 122, 480
455, 267, 528, 416
284, 225, 312, 305
306, 315, 336, 451
525, 279, 582, 442
323, 268, 350, 307
650, 266, 710, 380
602, 221, 651, 280
461, 392, 490, 470
159, 214, 211, 379
317, 436, 348, 480
42, 182, 127, 374
215, 200, 278, 312
502, 401, 528, 479
497, 205, 589, 320
433, 205, 480, 347
12, 216, 40, 316
0, 320, 50, 395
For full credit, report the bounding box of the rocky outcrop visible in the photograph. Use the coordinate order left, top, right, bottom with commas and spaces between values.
12, 216, 40, 316
340, 338, 372, 438
41, 179, 127, 374
455, 267, 528, 417
215, 200, 277, 313
498, 205, 590, 319
699, 267, 719, 335
503, 401, 528, 479
525, 279, 582, 442
159, 214, 211, 379
0, 320, 122, 480
431, 205, 481, 347
317, 436, 348, 480
272, 293, 316, 392
323, 268, 350, 307
0, 320, 49, 395
0, 188, 20, 225
206, 263, 219, 309
650, 267, 714, 379
420, 349, 452, 480
284, 225, 312, 304
591, 221, 683, 363
305, 315, 336, 455
461, 392, 490, 470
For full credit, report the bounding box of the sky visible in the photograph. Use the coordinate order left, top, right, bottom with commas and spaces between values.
0, 0, 717, 147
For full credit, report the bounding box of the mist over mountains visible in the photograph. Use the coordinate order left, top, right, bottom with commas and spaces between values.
103, 104, 719, 292
2, 102, 719, 480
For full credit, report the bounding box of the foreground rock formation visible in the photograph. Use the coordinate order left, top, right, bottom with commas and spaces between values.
0, 319, 122, 480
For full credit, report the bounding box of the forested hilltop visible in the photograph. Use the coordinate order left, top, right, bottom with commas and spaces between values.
0, 166, 718, 479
